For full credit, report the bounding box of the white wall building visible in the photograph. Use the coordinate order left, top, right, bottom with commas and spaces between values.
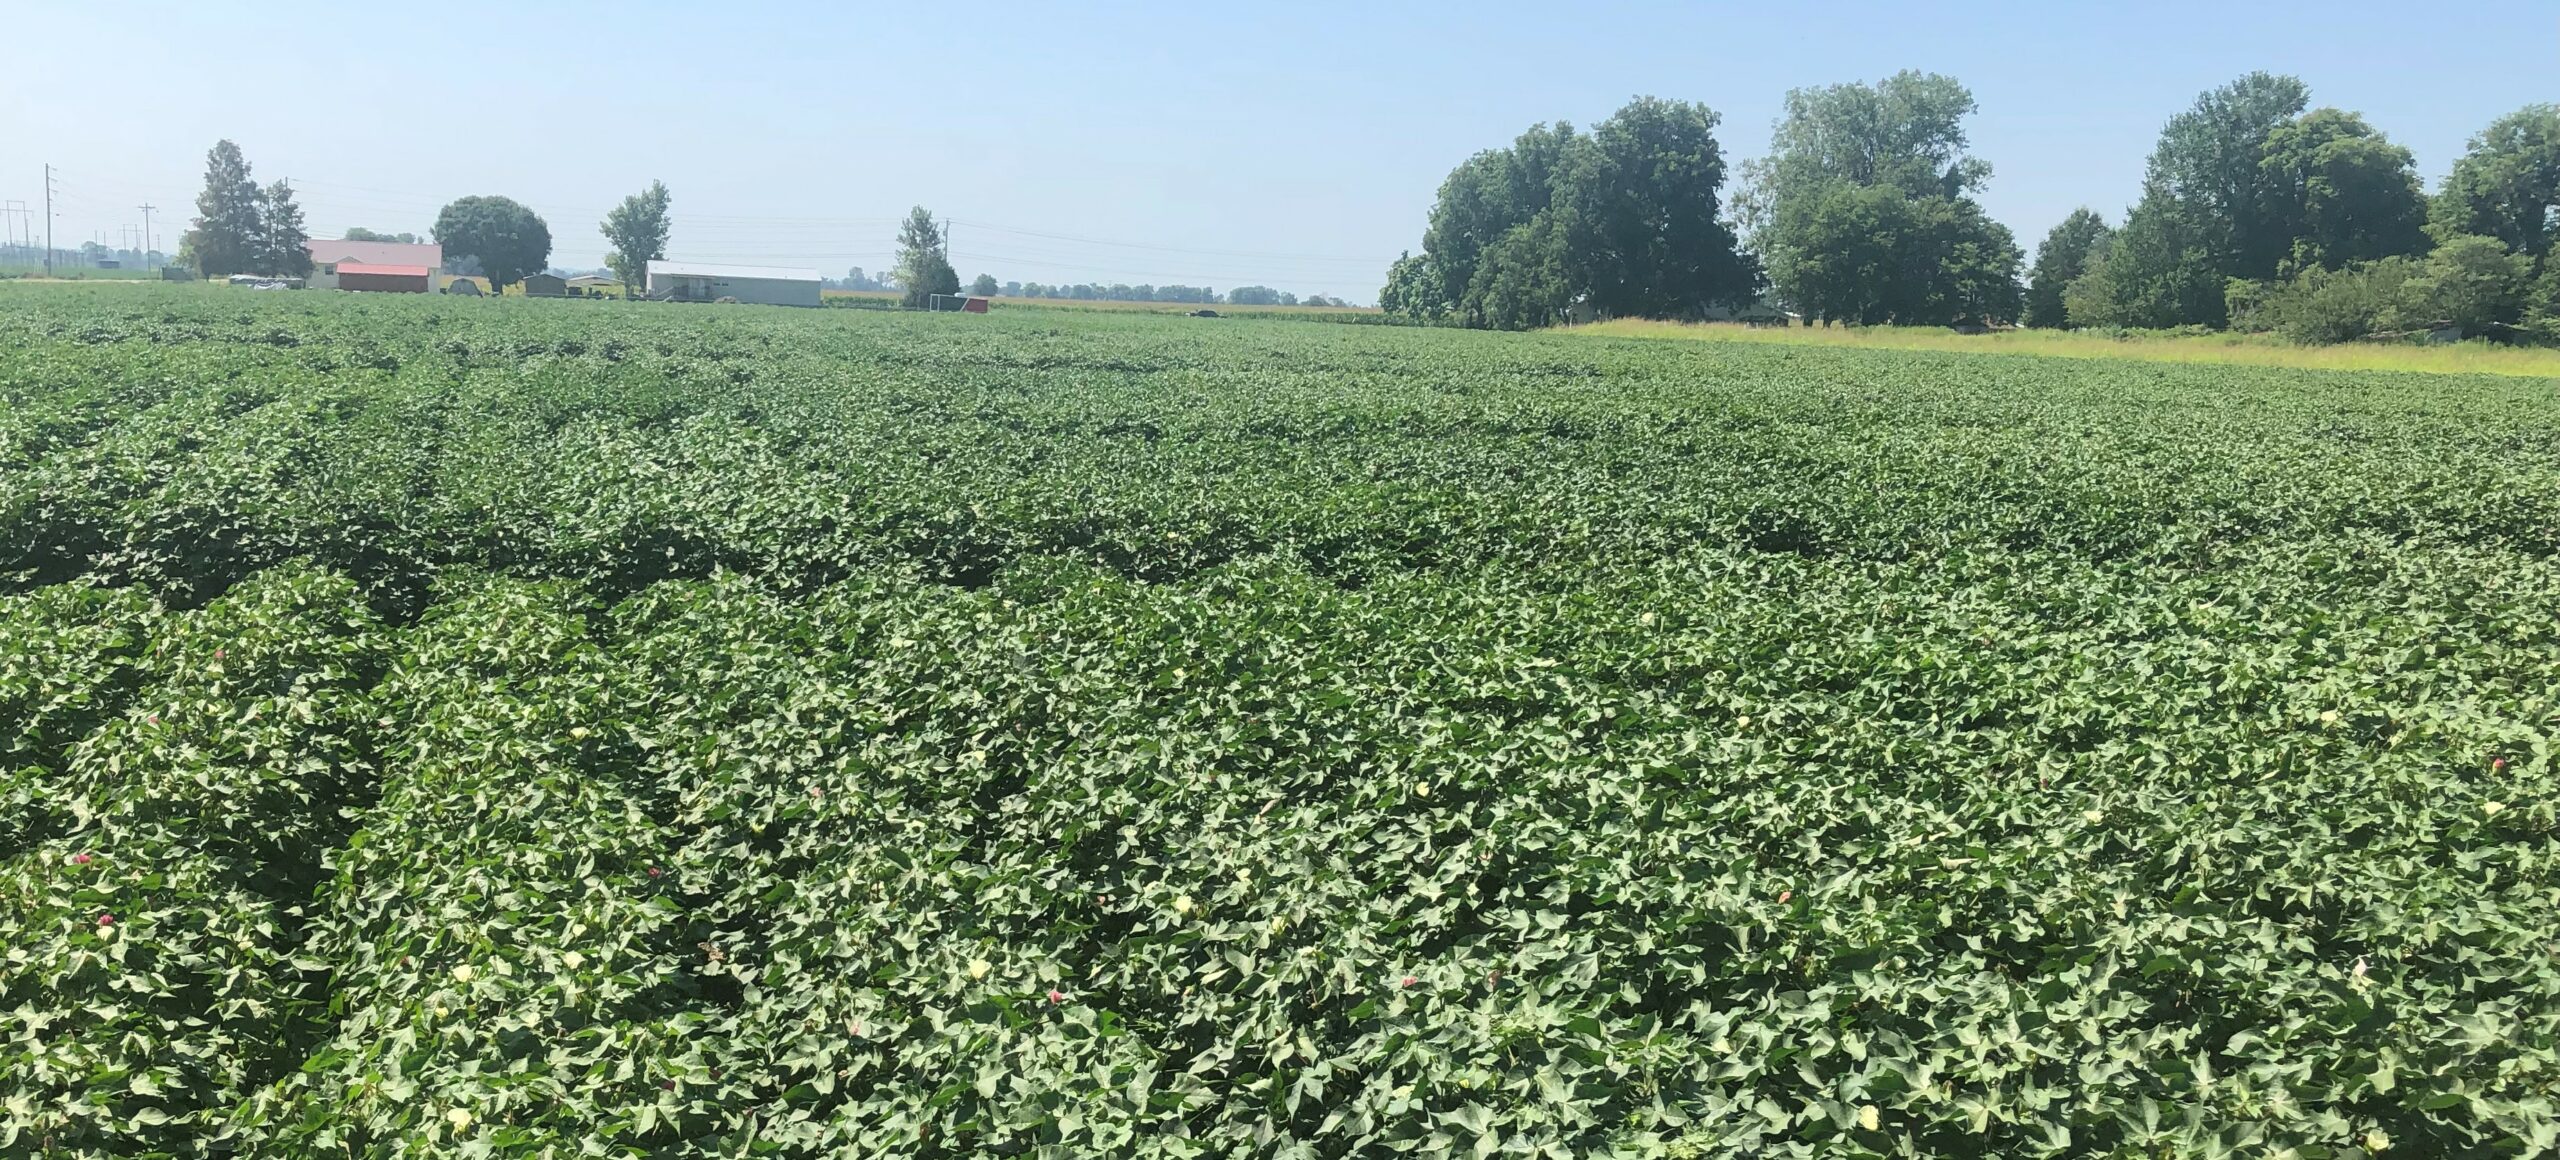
645, 260, 823, 307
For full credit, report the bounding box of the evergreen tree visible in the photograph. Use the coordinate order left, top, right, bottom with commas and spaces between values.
259, 180, 312, 277
180, 140, 264, 278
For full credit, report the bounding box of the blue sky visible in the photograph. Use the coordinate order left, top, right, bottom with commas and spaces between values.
8, 1, 2552, 300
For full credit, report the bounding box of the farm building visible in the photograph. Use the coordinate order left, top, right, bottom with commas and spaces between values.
928, 294, 993, 314
645, 260, 822, 307
306, 239, 445, 291
566, 274, 623, 297
334, 263, 432, 294
521, 272, 569, 298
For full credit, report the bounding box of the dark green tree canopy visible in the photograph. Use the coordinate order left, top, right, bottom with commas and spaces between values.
2431, 104, 2560, 265
2023, 209, 2111, 328
2142, 72, 2310, 285
341, 227, 419, 244
1556, 96, 1759, 320
2259, 108, 2428, 273
1750, 72, 2018, 326
599, 180, 672, 294
1406, 99, 1754, 329
181, 140, 264, 279
433, 196, 553, 290
258, 180, 312, 278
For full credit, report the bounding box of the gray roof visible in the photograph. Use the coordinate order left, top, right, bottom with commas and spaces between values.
646, 260, 823, 282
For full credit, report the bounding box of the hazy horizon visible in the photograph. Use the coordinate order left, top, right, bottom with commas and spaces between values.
8, 1, 2551, 303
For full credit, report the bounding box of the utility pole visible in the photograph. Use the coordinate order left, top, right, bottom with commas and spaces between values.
139, 203, 156, 268
43, 164, 57, 277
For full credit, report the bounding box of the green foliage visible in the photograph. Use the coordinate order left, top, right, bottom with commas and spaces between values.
1411, 100, 1752, 329
7, 283, 2560, 1154
969, 272, 998, 297
1376, 253, 1444, 319
895, 207, 961, 309
2430, 104, 2560, 263
2260, 108, 2430, 274
2023, 209, 2110, 328
433, 195, 554, 290
600, 180, 672, 294
257, 180, 312, 279
2422, 234, 2535, 334
179, 140, 263, 279
2238, 236, 2534, 344
1750, 72, 2018, 325
341, 227, 420, 245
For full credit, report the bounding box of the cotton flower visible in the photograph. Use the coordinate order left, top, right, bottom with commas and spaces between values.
1858, 1105, 1880, 1132
967, 958, 991, 980
1413, 782, 1430, 798
2319, 710, 2340, 725
1047, 989, 1067, 1004
2483, 801, 2507, 816
446, 1108, 471, 1130
2083, 809, 2105, 824
1399, 975, 1418, 988
1171, 894, 1194, 915
70, 852, 92, 865
1777, 890, 1793, 904
562, 951, 585, 970
97, 913, 114, 927
452, 964, 475, 983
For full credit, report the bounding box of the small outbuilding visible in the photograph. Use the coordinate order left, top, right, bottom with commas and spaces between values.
646, 260, 822, 307
927, 294, 992, 313
521, 272, 569, 298
306, 239, 445, 290
566, 274, 623, 298
336, 263, 432, 294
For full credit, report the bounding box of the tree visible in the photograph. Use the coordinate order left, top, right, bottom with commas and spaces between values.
1422, 121, 1578, 311
2413, 234, 2531, 333
433, 196, 552, 290
970, 273, 999, 297
179, 139, 264, 278
2430, 105, 2560, 267
342, 227, 419, 244
1467, 215, 1575, 330
1750, 72, 2015, 325
2143, 72, 2311, 286
599, 180, 671, 295
895, 207, 961, 308
258, 180, 312, 277
2023, 210, 2111, 328
2066, 188, 2223, 329
1553, 96, 1758, 320
1377, 253, 1446, 318
2259, 108, 2428, 273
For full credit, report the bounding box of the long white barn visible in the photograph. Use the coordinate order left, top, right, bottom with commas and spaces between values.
645, 260, 823, 307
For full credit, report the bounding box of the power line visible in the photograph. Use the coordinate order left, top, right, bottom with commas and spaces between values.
44, 164, 57, 277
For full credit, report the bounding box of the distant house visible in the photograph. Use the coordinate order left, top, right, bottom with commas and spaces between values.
521, 272, 569, 298
335, 262, 432, 294
307, 239, 445, 291
566, 274, 622, 297
645, 260, 822, 307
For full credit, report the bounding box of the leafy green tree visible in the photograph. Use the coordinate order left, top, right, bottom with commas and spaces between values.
1750, 72, 2016, 325
1466, 216, 1575, 331
2430, 105, 2560, 267
257, 180, 312, 277
2072, 181, 2227, 329
970, 273, 999, 297
895, 207, 961, 308
1376, 253, 1446, 318
2260, 109, 2428, 273
599, 180, 671, 295
341, 228, 419, 244
432, 196, 552, 291
1421, 122, 1578, 312
2023, 209, 2111, 328
1554, 96, 1757, 320
180, 140, 264, 278
2413, 234, 2532, 333
2144, 72, 2312, 286
2528, 263, 2560, 341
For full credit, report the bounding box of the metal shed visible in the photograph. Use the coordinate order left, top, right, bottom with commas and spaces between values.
645, 260, 823, 307
336, 262, 432, 294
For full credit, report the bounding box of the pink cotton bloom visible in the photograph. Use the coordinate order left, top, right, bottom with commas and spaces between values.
71, 853, 92, 865
646, 866, 662, 878
1047, 989, 1067, 1004
1778, 890, 1793, 904
1399, 975, 1418, 988
97, 914, 114, 927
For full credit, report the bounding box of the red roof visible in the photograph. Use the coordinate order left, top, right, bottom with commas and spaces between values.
306, 239, 444, 268
336, 263, 432, 278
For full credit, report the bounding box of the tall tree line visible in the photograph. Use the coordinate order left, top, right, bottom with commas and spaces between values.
1388, 81, 2560, 344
